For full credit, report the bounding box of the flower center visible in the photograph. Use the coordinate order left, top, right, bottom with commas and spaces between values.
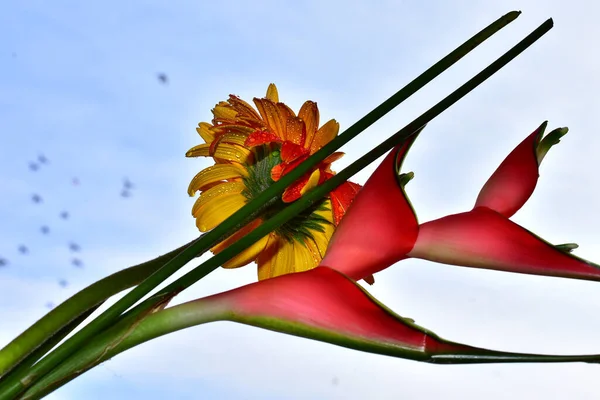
242, 145, 331, 244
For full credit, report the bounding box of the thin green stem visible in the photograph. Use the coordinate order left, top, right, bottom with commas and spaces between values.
0, 240, 195, 378
0, 12, 520, 399
0, 306, 101, 387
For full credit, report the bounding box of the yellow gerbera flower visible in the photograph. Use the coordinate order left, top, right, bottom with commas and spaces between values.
186, 84, 362, 281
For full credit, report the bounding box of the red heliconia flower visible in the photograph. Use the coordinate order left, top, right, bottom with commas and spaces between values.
323, 121, 600, 283
407, 122, 600, 281
147, 267, 600, 365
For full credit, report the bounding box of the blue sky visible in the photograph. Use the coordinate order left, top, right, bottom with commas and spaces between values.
2, 1, 600, 399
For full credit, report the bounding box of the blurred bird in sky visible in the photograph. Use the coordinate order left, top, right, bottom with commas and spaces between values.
123, 177, 134, 190
68, 242, 80, 252
58, 279, 68, 288
60, 211, 69, 219
31, 194, 42, 203
28, 162, 39, 171
157, 73, 168, 84
71, 258, 83, 268
18, 245, 28, 254
40, 226, 50, 234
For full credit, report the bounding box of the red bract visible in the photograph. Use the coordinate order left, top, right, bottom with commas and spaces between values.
191, 266, 600, 364
321, 121, 600, 283
321, 131, 420, 280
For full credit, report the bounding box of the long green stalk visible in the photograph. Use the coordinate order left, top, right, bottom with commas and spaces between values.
0, 12, 520, 399
0, 240, 195, 378
12, 16, 553, 399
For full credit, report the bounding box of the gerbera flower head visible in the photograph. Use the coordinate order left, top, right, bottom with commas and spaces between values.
186, 84, 362, 281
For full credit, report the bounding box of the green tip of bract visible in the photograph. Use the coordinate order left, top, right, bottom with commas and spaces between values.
537, 125, 568, 164
555, 243, 579, 253
397, 171, 415, 187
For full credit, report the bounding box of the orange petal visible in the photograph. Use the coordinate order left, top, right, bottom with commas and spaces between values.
253, 98, 286, 140
298, 101, 319, 149
329, 181, 362, 225
244, 130, 282, 148
227, 95, 262, 120
322, 151, 345, 166
282, 171, 313, 203
285, 117, 307, 147
270, 163, 284, 181
310, 119, 339, 154
280, 141, 309, 164
277, 102, 296, 121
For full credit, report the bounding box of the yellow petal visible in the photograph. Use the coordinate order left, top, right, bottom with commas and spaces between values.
195, 192, 246, 232
196, 122, 215, 143
298, 101, 319, 148
307, 200, 335, 257
191, 181, 245, 217
212, 105, 237, 120
256, 236, 292, 280
213, 143, 253, 164
213, 132, 250, 148
309, 119, 339, 154
211, 124, 255, 136
221, 234, 270, 269
187, 163, 247, 196
299, 169, 320, 196
256, 236, 321, 280
266, 83, 279, 103
186, 144, 210, 157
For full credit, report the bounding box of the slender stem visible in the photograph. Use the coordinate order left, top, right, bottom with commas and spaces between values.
0, 306, 101, 386
0, 12, 521, 399
0, 240, 195, 379
19, 297, 228, 400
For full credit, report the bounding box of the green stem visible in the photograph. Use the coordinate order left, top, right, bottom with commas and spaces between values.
20, 282, 600, 399
0, 240, 195, 378
0, 306, 101, 387
0, 12, 521, 399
